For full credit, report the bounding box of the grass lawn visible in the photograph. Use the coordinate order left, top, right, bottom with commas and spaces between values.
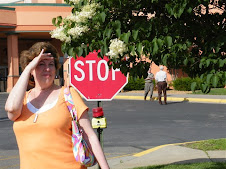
183, 138, 226, 151
133, 162, 226, 169
192, 88, 226, 95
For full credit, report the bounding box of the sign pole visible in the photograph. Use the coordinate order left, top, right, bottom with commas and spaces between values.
97, 101, 103, 169
97, 101, 104, 148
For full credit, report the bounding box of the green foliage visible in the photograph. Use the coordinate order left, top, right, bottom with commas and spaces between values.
51, 0, 226, 93
124, 76, 145, 91
173, 77, 195, 91
174, 76, 224, 92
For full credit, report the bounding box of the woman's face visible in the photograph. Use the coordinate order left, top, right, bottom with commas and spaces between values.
32, 57, 56, 86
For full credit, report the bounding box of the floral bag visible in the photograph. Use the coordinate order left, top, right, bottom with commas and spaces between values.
64, 87, 97, 167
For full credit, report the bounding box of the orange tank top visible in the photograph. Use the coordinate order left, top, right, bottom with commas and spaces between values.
13, 87, 88, 169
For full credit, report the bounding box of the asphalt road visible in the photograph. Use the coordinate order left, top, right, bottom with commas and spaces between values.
0, 99, 225, 168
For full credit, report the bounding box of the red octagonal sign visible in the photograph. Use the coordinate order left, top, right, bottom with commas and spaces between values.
69, 51, 128, 101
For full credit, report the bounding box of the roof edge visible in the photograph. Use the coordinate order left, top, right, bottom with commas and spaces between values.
0, 6, 15, 10
0, 3, 70, 7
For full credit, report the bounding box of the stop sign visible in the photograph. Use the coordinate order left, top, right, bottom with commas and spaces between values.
69, 51, 128, 101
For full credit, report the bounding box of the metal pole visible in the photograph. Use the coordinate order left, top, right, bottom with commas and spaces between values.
97, 101, 103, 169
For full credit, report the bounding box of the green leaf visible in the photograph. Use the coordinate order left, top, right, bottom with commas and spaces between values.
52, 18, 56, 26
219, 59, 225, 67
183, 57, 188, 66
76, 47, 83, 57
88, 44, 93, 52
200, 74, 204, 80
157, 39, 163, 49
113, 20, 121, 30
129, 45, 136, 56
152, 41, 159, 55
84, 45, 88, 56
212, 75, 219, 88
165, 36, 173, 48
56, 16, 62, 26
191, 82, 197, 92
105, 28, 112, 39
120, 32, 131, 44
162, 54, 169, 66
100, 12, 106, 22
107, 29, 112, 39
100, 46, 104, 57
201, 83, 210, 94
182, 44, 187, 50
206, 73, 213, 84
206, 59, 211, 67
177, 7, 184, 18
103, 40, 108, 55
132, 30, 139, 40
137, 43, 142, 56
61, 43, 67, 53
199, 62, 203, 69
98, 32, 101, 38
187, 7, 192, 13
165, 4, 173, 15
68, 47, 74, 57
116, 28, 121, 37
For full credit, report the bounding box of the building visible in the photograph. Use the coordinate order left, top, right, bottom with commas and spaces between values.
0, 0, 71, 92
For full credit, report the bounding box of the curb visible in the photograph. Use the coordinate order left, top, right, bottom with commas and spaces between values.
114, 96, 226, 104
133, 140, 204, 157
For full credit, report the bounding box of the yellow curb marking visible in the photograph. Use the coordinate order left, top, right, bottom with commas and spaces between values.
133, 140, 204, 157
114, 96, 226, 104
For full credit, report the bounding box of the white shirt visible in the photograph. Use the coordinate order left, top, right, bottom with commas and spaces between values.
155, 70, 167, 82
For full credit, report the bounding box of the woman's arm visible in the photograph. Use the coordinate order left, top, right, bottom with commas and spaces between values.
5, 66, 32, 121
5, 49, 51, 121
79, 111, 110, 169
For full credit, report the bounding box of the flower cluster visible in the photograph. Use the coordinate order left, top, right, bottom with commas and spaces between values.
50, 2, 100, 43
68, 0, 80, 5
68, 25, 89, 39
50, 26, 71, 43
65, 3, 99, 23
106, 39, 128, 59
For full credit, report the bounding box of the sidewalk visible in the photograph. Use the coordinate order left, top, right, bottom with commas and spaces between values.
101, 144, 226, 169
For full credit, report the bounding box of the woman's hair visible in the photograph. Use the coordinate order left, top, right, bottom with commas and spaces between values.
20, 41, 60, 71
20, 42, 61, 88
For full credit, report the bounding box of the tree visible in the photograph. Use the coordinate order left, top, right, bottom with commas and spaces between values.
51, 0, 226, 93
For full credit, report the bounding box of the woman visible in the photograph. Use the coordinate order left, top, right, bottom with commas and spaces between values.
5, 42, 110, 169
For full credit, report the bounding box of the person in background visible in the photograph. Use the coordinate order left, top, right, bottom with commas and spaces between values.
5, 42, 110, 169
144, 68, 154, 101
155, 65, 167, 105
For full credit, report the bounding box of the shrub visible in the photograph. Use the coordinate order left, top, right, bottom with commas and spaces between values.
124, 76, 145, 91
173, 76, 224, 91
124, 76, 156, 91
173, 77, 194, 91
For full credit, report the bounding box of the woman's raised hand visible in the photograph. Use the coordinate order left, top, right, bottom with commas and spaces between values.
26, 49, 53, 72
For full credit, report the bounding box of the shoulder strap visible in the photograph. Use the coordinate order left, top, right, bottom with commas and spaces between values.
64, 87, 78, 121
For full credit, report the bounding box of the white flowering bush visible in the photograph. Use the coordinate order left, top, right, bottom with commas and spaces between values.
50, 0, 226, 91
106, 39, 128, 59
51, 0, 131, 60
50, 26, 71, 43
